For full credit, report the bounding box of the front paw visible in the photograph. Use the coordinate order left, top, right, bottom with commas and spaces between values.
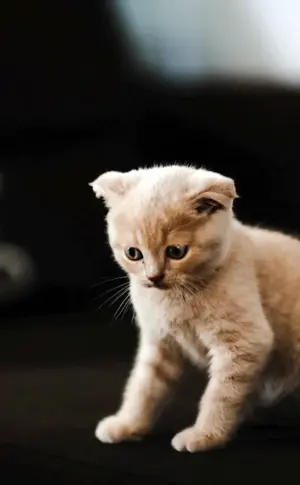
171, 426, 227, 453
95, 415, 146, 444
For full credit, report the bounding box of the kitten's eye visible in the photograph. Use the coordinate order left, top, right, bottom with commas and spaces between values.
166, 245, 188, 260
125, 247, 143, 261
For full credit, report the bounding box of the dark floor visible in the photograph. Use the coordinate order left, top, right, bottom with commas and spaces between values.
1, 312, 300, 484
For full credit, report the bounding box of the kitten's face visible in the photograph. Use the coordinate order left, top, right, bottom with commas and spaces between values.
90, 166, 237, 290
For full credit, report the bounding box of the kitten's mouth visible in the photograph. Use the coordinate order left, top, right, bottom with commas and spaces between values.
143, 282, 169, 290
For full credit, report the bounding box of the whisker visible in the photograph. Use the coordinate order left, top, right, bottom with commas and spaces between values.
91, 281, 129, 303
188, 275, 208, 289
113, 294, 128, 320
107, 287, 130, 308
184, 283, 197, 297
91, 275, 128, 289
114, 293, 131, 321
97, 281, 129, 298
120, 297, 132, 320
94, 274, 128, 281
178, 281, 198, 300
179, 284, 188, 303
97, 285, 129, 311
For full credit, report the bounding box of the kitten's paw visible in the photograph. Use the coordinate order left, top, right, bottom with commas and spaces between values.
95, 415, 146, 444
171, 426, 226, 453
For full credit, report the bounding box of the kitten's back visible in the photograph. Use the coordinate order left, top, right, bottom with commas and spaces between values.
244, 223, 300, 333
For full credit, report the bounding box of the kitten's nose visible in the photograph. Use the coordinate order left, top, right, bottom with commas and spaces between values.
147, 273, 165, 284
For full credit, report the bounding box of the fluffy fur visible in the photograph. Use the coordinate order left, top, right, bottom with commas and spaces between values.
90, 165, 300, 452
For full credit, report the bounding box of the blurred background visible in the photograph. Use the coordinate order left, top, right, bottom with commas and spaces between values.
1, 0, 300, 320
2, 3, 300, 481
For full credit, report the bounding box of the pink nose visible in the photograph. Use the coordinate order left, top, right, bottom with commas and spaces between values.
147, 273, 164, 284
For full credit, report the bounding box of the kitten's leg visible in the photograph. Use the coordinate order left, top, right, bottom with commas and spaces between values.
172, 320, 273, 452
96, 332, 183, 444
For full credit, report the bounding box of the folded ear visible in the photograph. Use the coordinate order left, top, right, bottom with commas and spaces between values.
193, 172, 238, 215
89, 170, 140, 207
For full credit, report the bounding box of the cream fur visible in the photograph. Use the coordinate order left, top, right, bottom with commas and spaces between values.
91, 165, 300, 452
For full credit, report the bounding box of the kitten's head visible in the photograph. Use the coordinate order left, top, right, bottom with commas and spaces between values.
90, 165, 237, 290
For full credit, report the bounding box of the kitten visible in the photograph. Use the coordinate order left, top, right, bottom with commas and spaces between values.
89, 164, 300, 452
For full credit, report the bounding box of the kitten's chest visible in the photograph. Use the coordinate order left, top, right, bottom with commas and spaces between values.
132, 289, 209, 367
171, 323, 209, 367
132, 288, 195, 336
131, 283, 205, 324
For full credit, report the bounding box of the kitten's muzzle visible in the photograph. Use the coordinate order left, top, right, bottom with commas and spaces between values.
147, 273, 165, 285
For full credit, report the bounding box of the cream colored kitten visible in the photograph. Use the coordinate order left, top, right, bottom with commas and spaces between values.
90, 165, 300, 452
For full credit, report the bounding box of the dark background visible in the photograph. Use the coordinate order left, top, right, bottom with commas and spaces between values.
1, 1, 300, 319
1, 2, 300, 483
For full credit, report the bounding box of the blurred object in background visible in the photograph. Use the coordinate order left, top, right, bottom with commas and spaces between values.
0, 243, 37, 306
111, 0, 300, 86
0, 170, 37, 307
